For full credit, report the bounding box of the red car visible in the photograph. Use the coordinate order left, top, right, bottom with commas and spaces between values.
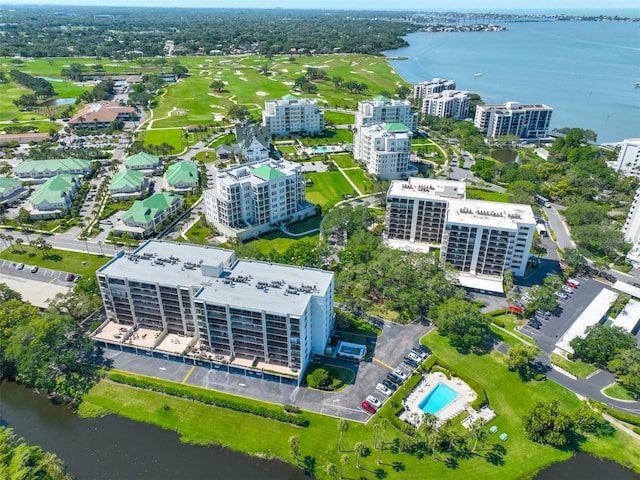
65, 273, 75, 282
361, 401, 377, 414
508, 305, 524, 314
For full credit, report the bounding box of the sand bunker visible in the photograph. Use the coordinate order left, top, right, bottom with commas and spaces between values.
256, 91, 269, 96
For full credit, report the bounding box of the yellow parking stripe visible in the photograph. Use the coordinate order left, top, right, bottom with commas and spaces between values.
181, 366, 195, 384
373, 357, 394, 370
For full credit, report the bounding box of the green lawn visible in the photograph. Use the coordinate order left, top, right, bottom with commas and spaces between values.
277, 145, 298, 154
285, 215, 322, 234
489, 314, 535, 345
304, 171, 355, 209
245, 232, 320, 255
550, 353, 599, 380
342, 168, 373, 195
140, 128, 185, 154
331, 154, 357, 168
466, 188, 511, 203
603, 383, 637, 401
299, 129, 353, 145
0, 245, 110, 276
178, 219, 218, 245
324, 111, 355, 125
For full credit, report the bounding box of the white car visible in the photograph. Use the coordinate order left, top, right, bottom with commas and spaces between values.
408, 351, 421, 362
393, 368, 409, 380
366, 395, 382, 408
376, 383, 392, 397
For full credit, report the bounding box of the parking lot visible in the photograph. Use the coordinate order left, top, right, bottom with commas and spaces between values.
103, 318, 433, 423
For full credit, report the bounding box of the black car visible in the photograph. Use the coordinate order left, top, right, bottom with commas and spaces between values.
381, 379, 398, 391
404, 356, 418, 368
386, 373, 403, 386
411, 348, 428, 360
417, 345, 432, 355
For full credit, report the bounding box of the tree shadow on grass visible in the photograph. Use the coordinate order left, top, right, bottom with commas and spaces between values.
374, 468, 388, 479
482, 443, 507, 466
444, 456, 459, 469
391, 461, 405, 472
302, 456, 316, 476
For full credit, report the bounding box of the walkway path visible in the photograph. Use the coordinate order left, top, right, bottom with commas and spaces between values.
332, 161, 363, 196
279, 224, 320, 238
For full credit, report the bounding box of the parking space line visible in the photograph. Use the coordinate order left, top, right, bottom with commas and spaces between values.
181, 366, 195, 384
373, 357, 394, 370
48, 278, 57, 284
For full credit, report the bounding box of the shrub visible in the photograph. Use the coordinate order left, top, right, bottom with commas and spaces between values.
486, 308, 509, 317
604, 406, 640, 428
634, 427, 640, 435
108, 372, 309, 427
533, 373, 546, 381
492, 318, 506, 327
422, 355, 438, 372
284, 404, 302, 414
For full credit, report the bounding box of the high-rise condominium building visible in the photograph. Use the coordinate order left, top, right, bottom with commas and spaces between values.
385, 178, 535, 277
413, 78, 456, 99
474, 102, 553, 139
422, 90, 471, 119
203, 159, 314, 240
355, 96, 418, 131
261, 94, 324, 136
353, 123, 414, 180
613, 139, 640, 176
95, 240, 334, 384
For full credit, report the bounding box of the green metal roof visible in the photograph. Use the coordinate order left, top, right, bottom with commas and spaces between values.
282, 94, 298, 101
252, 165, 285, 181
0, 176, 21, 193
121, 192, 181, 224
123, 151, 161, 168
30, 174, 78, 207
109, 170, 146, 191
383, 123, 409, 133
373, 95, 390, 102
13, 157, 91, 175
166, 161, 198, 186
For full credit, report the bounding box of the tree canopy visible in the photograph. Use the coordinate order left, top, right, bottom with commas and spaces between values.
570, 324, 637, 368
429, 298, 492, 353
522, 401, 576, 447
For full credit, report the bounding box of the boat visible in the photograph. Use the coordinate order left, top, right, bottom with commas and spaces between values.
636, 82, 640, 88
474, 72, 483, 77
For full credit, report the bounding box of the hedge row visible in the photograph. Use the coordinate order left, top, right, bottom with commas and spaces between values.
108, 372, 309, 427
604, 406, 640, 428
486, 309, 509, 317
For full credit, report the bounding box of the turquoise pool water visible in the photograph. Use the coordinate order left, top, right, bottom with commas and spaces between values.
418, 383, 459, 415
313, 146, 333, 153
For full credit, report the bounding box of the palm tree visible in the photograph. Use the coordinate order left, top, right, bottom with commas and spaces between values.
288, 436, 300, 464
373, 421, 382, 450
0, 233, 9, 250
14, 238, 24, 253
337, 419, 348, 452
5, 234, 14, 252
325, 462, 338, 479
354, 442, 366, 469
339, 454, 349, 479
377, 418, 389, 464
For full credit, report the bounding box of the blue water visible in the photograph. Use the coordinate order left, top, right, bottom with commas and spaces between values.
313, 146, 333, 153
35, 75, 64, 82
47, 98, 76, 106
418, 382, 459, 415
385, 21, 640, 143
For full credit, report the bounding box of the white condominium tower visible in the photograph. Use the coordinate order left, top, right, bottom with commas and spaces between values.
355, 95, 418, 132
261, 94, 324, 136
385, 178, 535, 277
613, 139, 640, 176
95, 240, 335, 384
474, 102, 553, 139
422, 90, 471, 119
413, 78, 456, 99
353, 123, 414, 180
203, 159, 314, 239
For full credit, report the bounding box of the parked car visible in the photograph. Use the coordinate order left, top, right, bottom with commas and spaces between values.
508, 305, 524, 314
376, 383, 392, 396
417, 345, 432, 355
393, 368, 409, 381
562, 285, 574, 294
536, 310, 551, 318
404, 357, 418, 368
381, 379, 398, 391
360, 401, 377, 414
16, 263, 24, 270
555, 291, 568, 300
411, 348, 428, 360
386, 373, 403, 386
366, 395, 382, 408
65, 273, 75, 282
30, 265, 39, 273
408, 351, 421, 362
565, 278, 580, 288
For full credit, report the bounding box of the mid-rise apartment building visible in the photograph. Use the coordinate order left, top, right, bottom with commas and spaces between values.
422, 90, 471, 119
474, 102, 553, 139
613, 139, 640, 176
204, 159, 314, 240
261, 94, 324, 136
385, 178, 535, 277
95, 241, 334, 384
355, 96, 418, 132
414, 78, 456, 99
623, 188, 640, 263
353, 123, 415, 180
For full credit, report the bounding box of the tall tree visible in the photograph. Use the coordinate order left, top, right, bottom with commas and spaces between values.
429, 298, 492, 352
523, 401, 576, 447
288, 435, 300, 464
337, 419, 348, 452
571, 324, 637, 367
339, 454, 350, 479
354, 442, 366, 469
507, 344, 542, 381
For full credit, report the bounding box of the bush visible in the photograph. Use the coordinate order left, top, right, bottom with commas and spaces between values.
284, 404, 302, 414
485, 308, 509, 317
604, 406, 640, 428
634, 427, 640, 435
533, 373, 546, 381
422, 355, 438, 372
492, 318, 506, 327
108, 372, 309, 427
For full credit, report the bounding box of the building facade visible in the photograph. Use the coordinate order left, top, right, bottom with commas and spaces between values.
385, 178, 535, 277
262, 94, 324, 136
413, 78, 456, 99
623, 188, 640, 263
108, 170, 148, 200
165, 160, 199, 192
421, 90, 471, 119
355, 96, 418, 132
29, 174, 80, 218
235, 123, 272, 163
353, 123, 414, 180
12, 157, 92, 183
94, 241, 334, 384
613, 139, 640, 176
69, 101, 138, 129
119, 192, 183, 237
123, 151, 162, 174
204, 159, 314, 240
0, 177, 25, 205
474, 102, 553, 139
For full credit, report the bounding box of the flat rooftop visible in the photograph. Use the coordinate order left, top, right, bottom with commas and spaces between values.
611, 298, 640, 334
457, 273, 504, 294
387, 177, 466, 200
446, 198, 536, 230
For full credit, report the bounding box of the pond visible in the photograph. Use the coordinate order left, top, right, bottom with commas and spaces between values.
491, 149, 520, 164
0, 382, 306, 480
47, 98, 77, 106
34, 75, 65, 82
535, 451, 639, 480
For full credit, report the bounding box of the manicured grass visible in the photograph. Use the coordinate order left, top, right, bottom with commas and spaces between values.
603, 383, 636, 401
0, 245, 110, 276
299, 129, 353, 145
550, 353, 599, 380
194, 151, 216, 162
303, 362, 354, 391
208, 133, 236, 149
466, 188, 511, 203
179, 219, 218, 245
331, 154, 357, 168
277, 145, 298, 154
324, 111, 355, 125
342, 168, 373, 195
140, 128, 185, 154
285, 215, 322, 234
490, 314, 535, 345
304, 171, 355, 209
246, 233, 320, 255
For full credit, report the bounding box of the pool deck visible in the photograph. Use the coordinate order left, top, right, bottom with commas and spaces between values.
399, 372, 479, 428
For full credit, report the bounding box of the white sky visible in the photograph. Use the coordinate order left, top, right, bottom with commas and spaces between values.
1, 1, 638, 10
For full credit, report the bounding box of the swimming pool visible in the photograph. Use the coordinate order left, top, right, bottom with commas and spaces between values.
418, 383, 459, 415
313, 146, 333, 154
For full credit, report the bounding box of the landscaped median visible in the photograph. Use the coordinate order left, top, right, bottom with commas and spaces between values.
550, 353, 599, 380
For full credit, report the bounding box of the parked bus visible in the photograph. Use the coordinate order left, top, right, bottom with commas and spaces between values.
536, 223, 547, 237
535, 195, 551, 208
